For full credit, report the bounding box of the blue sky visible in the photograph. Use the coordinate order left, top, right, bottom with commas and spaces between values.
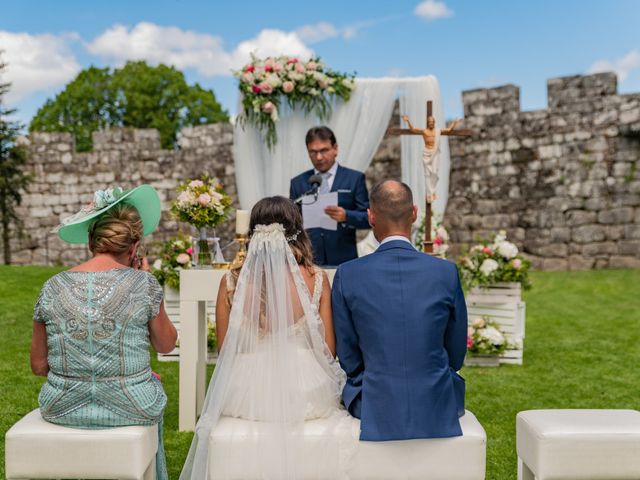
2, 0, 640, 127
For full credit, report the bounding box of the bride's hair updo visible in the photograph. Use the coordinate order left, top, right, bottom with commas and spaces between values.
227, 196, 314, 305
249, 196, 314, 268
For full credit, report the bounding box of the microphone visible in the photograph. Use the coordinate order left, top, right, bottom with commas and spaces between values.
307, 174, 322, 196
294, 174, 324, 204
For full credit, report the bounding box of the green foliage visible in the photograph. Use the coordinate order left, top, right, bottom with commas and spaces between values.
3, 267, 640, 479
30, 61, 229, 151
0, 55, 33, 264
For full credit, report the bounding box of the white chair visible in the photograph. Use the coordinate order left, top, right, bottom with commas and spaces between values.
516, 409, 640, 480
5, 409, 158, 480
209, 410, 486, 479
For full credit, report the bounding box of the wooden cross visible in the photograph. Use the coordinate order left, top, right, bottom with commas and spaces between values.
386, 100, 472, 254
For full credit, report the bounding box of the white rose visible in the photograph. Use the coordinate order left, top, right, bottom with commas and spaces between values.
480, 258, 499, 276
479, 326, 504, 345
497, 241, 518, 259
153, 259, 162, 270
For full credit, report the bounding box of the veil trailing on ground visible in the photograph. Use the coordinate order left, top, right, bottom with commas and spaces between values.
180, 223, 347, 480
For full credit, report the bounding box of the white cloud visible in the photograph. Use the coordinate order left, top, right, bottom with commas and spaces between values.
414, 0, 454, 21
0, 31, 81, 103
87, 22, 314, 77
295, 22, 338, 44
588, 50, 640, 82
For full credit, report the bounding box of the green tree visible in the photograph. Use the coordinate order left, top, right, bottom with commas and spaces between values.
0, 55, 31, 264
30, 61, 228, 151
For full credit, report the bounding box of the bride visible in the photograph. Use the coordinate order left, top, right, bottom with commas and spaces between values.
180, 196, 352, 480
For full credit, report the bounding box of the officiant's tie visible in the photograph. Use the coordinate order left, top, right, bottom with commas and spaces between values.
319, 172, 332, 194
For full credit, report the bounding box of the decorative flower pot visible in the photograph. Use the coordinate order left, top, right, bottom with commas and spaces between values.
464, 354, 500, 367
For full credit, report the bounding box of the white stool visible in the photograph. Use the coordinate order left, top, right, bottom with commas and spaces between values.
5, 409, 158, 480
516, 409, 640, 480
209, 410, 486, 480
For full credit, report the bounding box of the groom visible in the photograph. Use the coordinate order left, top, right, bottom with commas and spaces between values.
331, 180, 468, 441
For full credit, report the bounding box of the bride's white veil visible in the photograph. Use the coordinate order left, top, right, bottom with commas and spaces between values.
180, 223, 346, 479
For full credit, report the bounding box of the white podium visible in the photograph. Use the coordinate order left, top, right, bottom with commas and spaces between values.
179, 269, 227, 431
178, 268, 336, 431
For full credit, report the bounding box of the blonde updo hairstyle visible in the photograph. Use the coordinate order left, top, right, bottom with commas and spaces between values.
88, 203, 143, 255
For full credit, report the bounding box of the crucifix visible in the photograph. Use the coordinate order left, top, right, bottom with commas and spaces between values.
387, 100, 472, 253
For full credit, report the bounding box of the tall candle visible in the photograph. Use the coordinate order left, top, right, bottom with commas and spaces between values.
235, 209, 250, 234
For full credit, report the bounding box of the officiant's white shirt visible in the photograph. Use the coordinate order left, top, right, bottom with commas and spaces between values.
314, 161, 339, 191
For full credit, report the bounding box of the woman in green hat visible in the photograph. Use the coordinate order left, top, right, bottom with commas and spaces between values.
30, 185, 177, 480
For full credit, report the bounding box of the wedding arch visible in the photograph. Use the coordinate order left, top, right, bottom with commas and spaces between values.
233, 76, 451, 220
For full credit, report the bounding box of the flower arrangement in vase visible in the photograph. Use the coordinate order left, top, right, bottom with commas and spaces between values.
171, 176, 233, 267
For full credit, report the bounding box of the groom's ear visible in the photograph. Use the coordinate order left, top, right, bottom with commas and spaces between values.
367, 208, 375, 227
411, 205, 418, 223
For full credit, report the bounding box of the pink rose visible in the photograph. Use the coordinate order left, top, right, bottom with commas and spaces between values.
306, 61, 318, 70
467, 336, 474, 349
282, 81, 295, 93
512, 258, 522, 269
245, 65, 255, 72
259, 82, 273, 94
287, 57, 298, 64
295, 63, 306, 74
434, 237, 443, 246
186, 247, 193, 255
482, 247, 493, 255
176, 253, 190, 265
252, 85, 262, 93
241, 72, 254, 84
273, 62, 284, 72
189, 179, 204, 188
197, 193, 211, 206
262, 101, 275, 113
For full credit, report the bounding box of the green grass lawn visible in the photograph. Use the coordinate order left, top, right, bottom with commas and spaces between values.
1, 265, 639, 479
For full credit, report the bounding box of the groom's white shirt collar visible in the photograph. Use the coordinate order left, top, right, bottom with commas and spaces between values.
379, 235, 412, 246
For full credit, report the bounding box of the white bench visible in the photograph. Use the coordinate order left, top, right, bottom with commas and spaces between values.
516, 409, 640, 480
5, 409, 158, 480
209, 410, 486, 479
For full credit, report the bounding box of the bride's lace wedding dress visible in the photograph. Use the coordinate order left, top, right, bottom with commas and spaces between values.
180, 224, 354, 480
222, 269, 342, 421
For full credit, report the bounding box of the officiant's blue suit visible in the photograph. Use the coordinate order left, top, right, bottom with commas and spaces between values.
332, 239, 468, 441
289, 165, 369, 266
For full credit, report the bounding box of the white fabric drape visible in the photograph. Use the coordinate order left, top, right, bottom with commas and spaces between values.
233, 76, 450, 219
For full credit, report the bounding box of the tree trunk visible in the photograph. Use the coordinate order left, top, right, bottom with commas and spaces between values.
1, 199, 10, 265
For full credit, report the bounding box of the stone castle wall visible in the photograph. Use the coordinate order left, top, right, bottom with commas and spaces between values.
446, 72, 640, 269
11, 118, 399, 266
9, 72, 640, 269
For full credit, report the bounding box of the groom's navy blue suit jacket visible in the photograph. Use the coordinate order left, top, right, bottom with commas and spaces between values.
290, 165, 369, 266
332, 239, 468, 441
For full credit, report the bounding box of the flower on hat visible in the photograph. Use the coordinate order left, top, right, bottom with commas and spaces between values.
93, 187, 124, 210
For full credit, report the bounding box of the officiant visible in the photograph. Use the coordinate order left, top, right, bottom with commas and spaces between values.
289, 126, 370, 266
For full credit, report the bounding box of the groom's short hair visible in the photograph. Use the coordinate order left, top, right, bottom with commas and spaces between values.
370, 180, 413, 223
305, 126, 337, 146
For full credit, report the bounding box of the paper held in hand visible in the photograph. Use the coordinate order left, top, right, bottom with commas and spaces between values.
302, 192, 338, 231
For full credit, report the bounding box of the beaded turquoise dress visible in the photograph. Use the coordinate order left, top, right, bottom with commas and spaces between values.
34, 268, 168, 480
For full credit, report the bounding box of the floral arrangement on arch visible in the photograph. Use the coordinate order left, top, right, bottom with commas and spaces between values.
151, 234, 193, 290
457, 230, 531, 290
234, 54, 356, 148
413, 214, 450, 258
467, 316, 508, 356
171, 176, 233, 229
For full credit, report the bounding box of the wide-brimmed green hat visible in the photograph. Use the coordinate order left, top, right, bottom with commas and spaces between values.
56, 185, 161, 244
